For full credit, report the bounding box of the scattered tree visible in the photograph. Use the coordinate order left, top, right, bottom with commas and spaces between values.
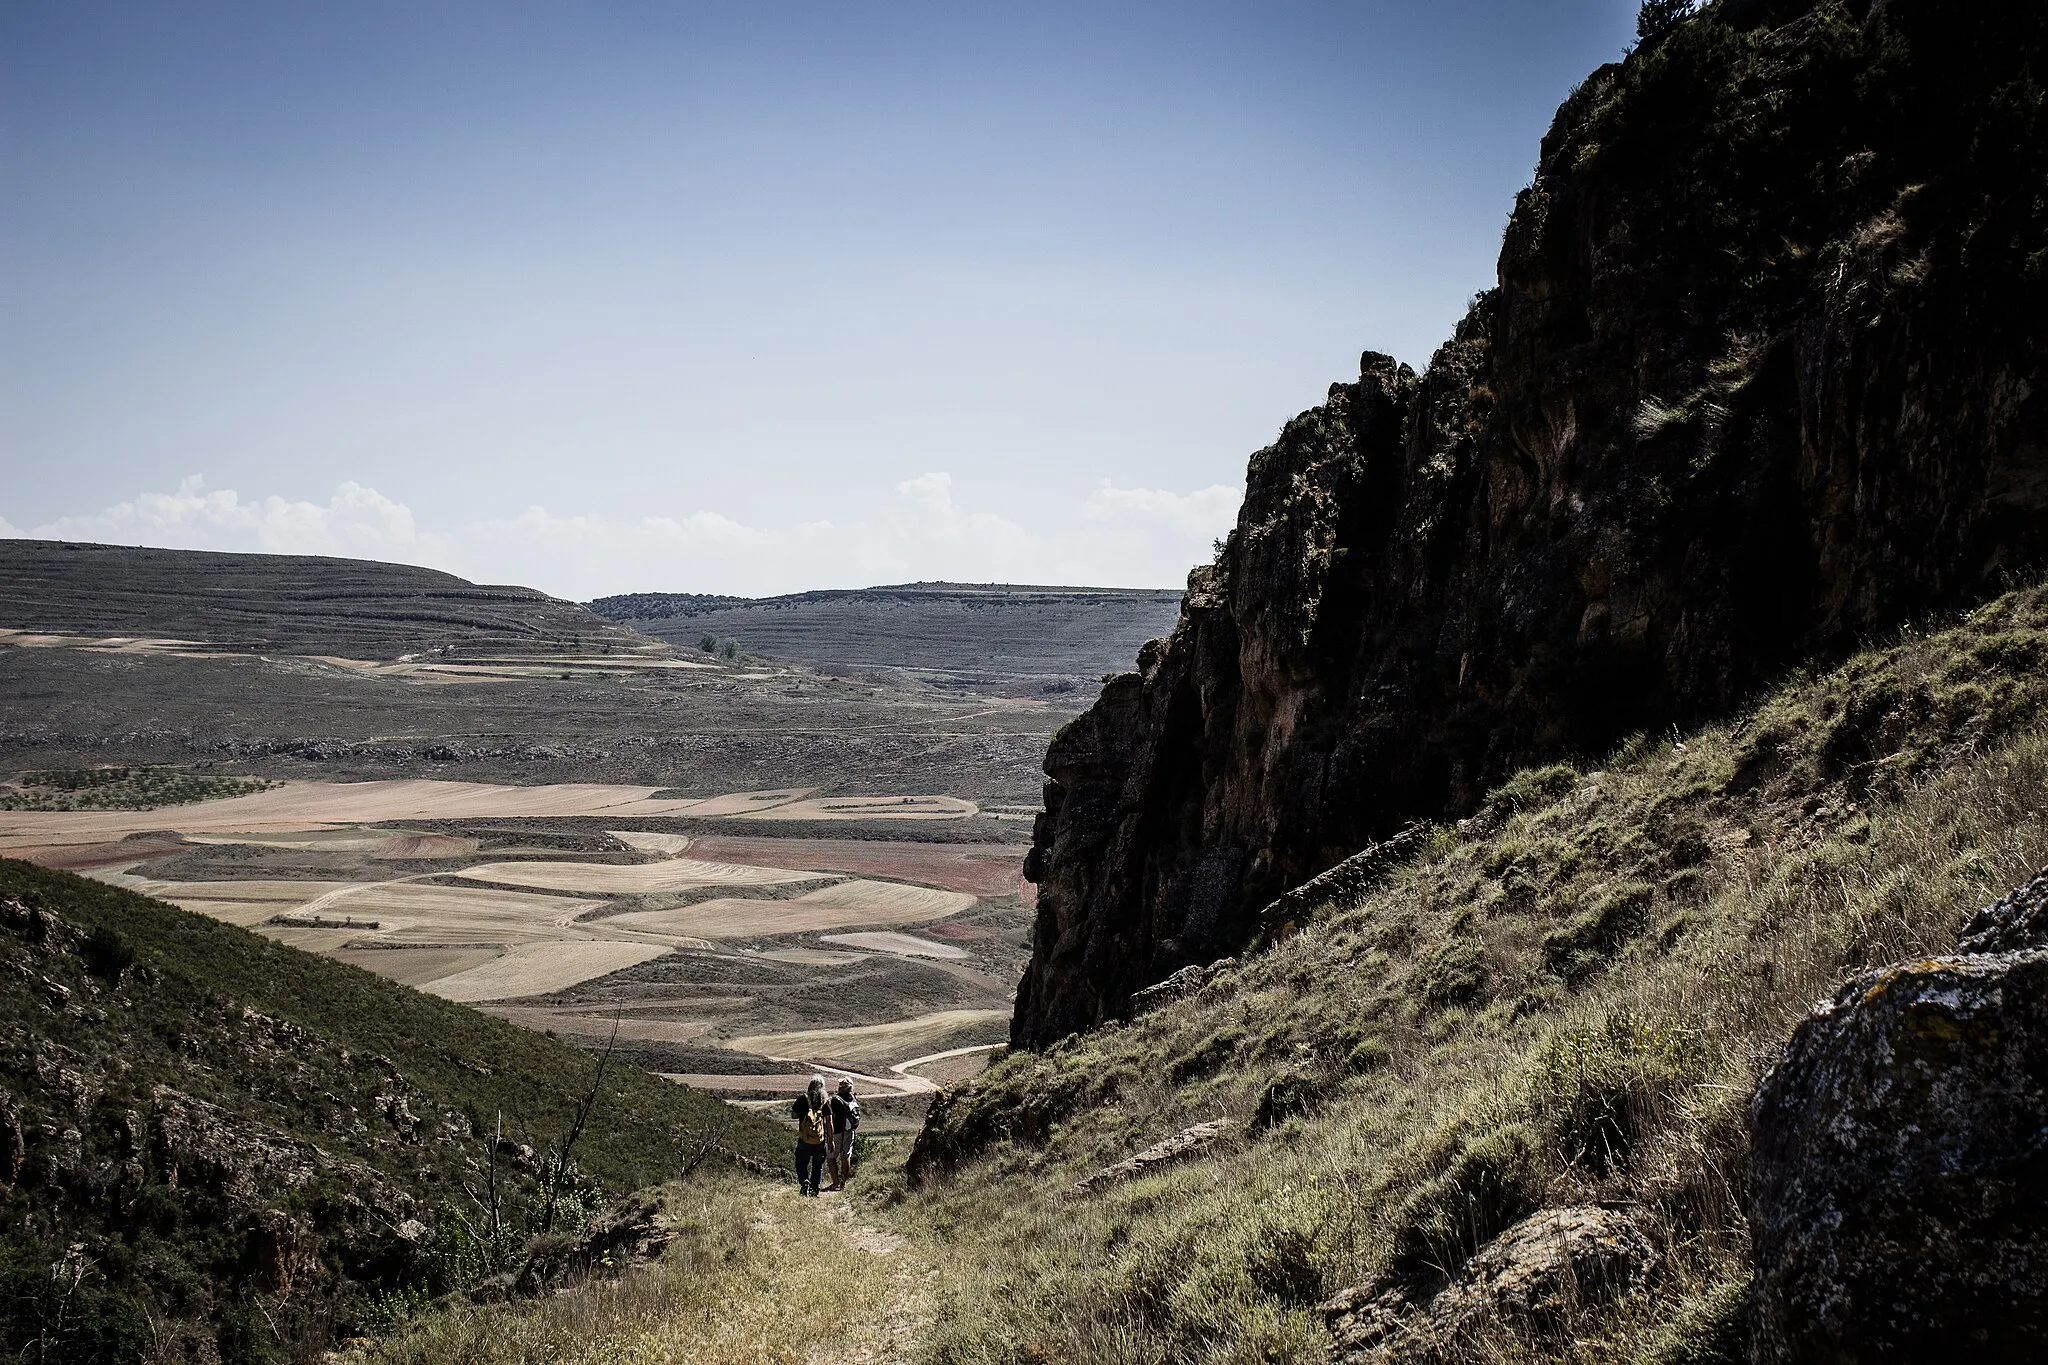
1637, 0, 1693, 42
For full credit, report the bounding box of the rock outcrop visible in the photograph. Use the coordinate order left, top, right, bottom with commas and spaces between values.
1070, 1118, 1235, 1195
1014, 0, 2048, 1047
1319, 1206, 1654, 1362
1749, 868, 2048, 1362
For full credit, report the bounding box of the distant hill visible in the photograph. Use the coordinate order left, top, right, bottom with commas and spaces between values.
0, 540, 644, 660
0, 859, 783, 1360
589, 582, 1186, 695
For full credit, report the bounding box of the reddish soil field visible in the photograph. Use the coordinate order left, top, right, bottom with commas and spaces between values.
22, 838, 186, 871
682, 835, 1034, 901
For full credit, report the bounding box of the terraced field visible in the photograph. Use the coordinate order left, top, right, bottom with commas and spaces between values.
3, 786, 1028, 1119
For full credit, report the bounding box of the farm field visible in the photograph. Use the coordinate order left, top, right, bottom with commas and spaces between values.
3, 779, 1032, 1102
726, 1008, 1011, 1069
0, 779, 1001, 860
605, 879, 975, 939
821, 930, 970, 959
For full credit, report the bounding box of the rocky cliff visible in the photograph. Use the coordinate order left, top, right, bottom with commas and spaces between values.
1016, 0, 2048, 1046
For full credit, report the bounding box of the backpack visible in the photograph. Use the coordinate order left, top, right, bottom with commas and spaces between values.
845, 1098, 861, 1133
796, 1099, 830, 1146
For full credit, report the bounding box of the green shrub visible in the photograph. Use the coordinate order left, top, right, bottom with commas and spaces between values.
79, 925, 136, 984
0, 1253, 151, 1365
1544, 881, 1655, 982
1167, 1027, 1245, 1085
1345, 1037, 1392, 1074
1243, 1198, 1328, 1304
1642, 1274, 1750, 1365
1637, 0, 1694, 43
1483, 764, 1579, 820
1530, 1011, 1708, 1176
215, 1302, 274, 1365
1387, 1122, 1541, 1274
1415, 936, 1487, 1009
1251, 1070, 1320, 1131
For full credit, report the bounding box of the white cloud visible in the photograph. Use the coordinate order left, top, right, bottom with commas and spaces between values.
1, 472, 1242, 600
17, 475, 429, 561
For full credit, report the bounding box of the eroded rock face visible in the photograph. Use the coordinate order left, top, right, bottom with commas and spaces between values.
1013, 2, 2048, 1047
1749, 924, 2048, 1360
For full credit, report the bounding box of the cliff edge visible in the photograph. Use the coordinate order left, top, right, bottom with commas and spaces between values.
1016, 0, 2048, 1046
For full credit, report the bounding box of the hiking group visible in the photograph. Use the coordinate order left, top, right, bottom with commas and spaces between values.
792, 1076, 860, 1196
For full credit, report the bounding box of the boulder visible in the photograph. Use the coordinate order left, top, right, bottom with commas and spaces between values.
1749, 869, 2048, 1363
1127, 958, 1234, 1018
1319, 1206, 1653, 1362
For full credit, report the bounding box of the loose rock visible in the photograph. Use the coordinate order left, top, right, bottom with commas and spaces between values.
1071, 1118, 1234, 1194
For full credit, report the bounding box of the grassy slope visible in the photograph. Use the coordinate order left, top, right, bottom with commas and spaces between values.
0, 860, 785, 1187
895, 581, 2048, 1363
0, 862, 785, 1360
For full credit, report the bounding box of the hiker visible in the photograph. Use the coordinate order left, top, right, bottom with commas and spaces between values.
792, 1076, 833, 1196
826, 1077, 861, 1190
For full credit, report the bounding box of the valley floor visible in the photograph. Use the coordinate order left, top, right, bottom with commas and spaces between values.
0, 779, 1029, 1115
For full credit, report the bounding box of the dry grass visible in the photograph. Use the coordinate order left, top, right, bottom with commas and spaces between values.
352, 1175, 919, 1365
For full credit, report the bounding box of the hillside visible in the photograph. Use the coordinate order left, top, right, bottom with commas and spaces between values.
0, 859, 785, 1363
0, 541, 643, 659
0, 549, 1071, 807
896, 573, 2048, 1362
589, 583, 1186, 697
1017, 0, 2048, 1045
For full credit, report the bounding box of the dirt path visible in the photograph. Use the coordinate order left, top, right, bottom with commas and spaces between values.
810, 1192, 932, 1365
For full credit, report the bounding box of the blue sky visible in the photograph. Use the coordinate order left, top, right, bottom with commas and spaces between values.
1, 1, 1642, 597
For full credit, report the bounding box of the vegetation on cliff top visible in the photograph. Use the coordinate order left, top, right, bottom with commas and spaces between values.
899, 575, 2048, 1362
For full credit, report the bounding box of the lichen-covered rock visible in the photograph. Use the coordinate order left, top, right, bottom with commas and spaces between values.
1431, 1205, 1653, 1333
1956, 865, 2048, 954
1749, 948, 2048, 1362
1319, 1206, 1653, 1362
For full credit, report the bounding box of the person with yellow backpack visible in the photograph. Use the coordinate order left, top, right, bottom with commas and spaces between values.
791, 1076, 834, 1196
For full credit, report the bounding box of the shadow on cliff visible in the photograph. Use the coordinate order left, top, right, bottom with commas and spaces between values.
1017, 0, 2048, 1047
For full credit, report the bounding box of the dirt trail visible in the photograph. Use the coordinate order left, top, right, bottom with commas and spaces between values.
763, 1183, 931, 1365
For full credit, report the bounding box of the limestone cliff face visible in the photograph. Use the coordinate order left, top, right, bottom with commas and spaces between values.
1015, 0, 2048, 1047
